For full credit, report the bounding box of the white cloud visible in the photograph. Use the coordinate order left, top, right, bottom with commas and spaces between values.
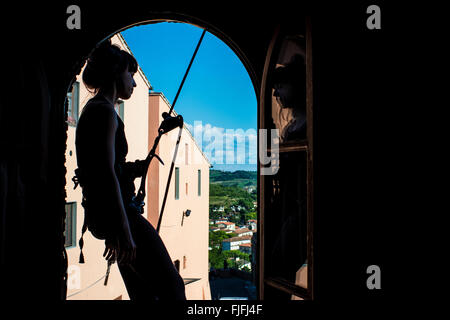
185, 121, 257, 165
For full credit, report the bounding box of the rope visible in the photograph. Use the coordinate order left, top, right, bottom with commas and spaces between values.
168, 29, 206, 115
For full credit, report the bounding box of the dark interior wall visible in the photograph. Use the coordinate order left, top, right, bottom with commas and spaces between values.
0, 0, 402, 304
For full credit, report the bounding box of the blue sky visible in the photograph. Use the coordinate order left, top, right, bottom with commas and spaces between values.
121, 22, 257, 171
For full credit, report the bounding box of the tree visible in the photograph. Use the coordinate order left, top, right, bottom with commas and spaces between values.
229, 213, 240, 225
209, 248, 224, 269
222, 250, 250, 269
247, 211, 257, 220
209, 230, 235, 249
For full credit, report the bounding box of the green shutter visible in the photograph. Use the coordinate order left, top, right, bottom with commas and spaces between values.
175, 167, 180, 200
198, 169, 201, 196
73, 81, 80, 122
67, 91, 72, 116
115, 100, 125, 121
64, 202, 77, 248
119, 101, 124, 120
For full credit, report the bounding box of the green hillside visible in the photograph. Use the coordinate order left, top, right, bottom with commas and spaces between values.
209, 169, 257, 223
210, 169, 257, 189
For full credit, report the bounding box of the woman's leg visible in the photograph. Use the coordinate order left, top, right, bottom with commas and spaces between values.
118, 214, 186, 300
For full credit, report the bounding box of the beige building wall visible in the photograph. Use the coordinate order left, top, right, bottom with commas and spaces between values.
148, 93, 212, 300
65, 33, 211, 300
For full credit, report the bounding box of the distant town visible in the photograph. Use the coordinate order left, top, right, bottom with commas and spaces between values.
208, 169, 257, 273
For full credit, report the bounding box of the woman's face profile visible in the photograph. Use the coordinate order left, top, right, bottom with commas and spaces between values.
117, 66, 137, 100
273, 82, 296, 109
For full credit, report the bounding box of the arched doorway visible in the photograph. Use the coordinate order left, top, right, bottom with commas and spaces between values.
63, 17, 259, 300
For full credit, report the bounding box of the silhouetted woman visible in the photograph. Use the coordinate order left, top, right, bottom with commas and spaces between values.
75, 39, 186, 300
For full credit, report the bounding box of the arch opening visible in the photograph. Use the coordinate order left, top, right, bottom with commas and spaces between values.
63, 18, 259, 301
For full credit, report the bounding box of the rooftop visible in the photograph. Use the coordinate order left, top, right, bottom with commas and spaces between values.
116, 33, 152, 90
218, 222, 235, 225
223, 236, 252, 243
235, 228, 251, 234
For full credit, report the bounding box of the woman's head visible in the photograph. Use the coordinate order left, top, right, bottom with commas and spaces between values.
82, 39, 137, 99
272, 54, 306, 110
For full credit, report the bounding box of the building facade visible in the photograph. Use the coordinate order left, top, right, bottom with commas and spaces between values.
222, 236, 252, 251
147, 92, 212, 300
216, 222, 236, 231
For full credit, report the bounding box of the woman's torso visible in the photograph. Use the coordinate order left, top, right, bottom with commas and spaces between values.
75, 95, 128, 195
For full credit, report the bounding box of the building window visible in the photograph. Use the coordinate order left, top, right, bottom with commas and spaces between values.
67, 81, 79, 127
183, 256, 187, 269
185, 143, 189, 165
64, 202, 77, 248
175, 167, 180, 200
198, 169, 201, 196
115, 100, 124, 121
185, 182, 188, 196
